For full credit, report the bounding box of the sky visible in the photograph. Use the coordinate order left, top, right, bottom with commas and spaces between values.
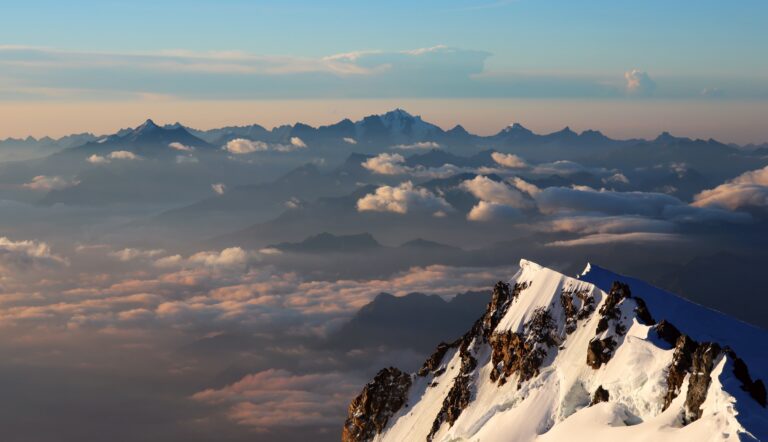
1, 0, 767, 142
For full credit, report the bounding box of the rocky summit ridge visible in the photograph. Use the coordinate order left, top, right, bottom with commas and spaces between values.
342, 259, 767, 442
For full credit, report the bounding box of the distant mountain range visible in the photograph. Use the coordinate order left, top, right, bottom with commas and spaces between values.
4, 109, 765, 159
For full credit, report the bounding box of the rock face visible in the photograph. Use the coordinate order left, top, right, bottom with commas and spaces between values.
427, 337, 477, 441
342, 260, 768, 442
342, 367, 412, 442
654, 319, 682, 347
591, 385, 610, 405
560, 287, 595, 335
662, 334, 700, 410
418, 341, 459, 377
586, 336, 617, 369
482, 281, 526, 337
489, 307, 558, 386
684, 342, 722, 422
727, 349, 767, 407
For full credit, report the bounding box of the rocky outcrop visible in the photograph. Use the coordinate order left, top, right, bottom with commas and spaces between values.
591, 386, 610, 405
662, 335, 767, 418
727, 349, 767, 407
654, 320, 682, 347
418, 341, 459, 377
342, 269, 767, 441
633, 296, 655, 325
428, 337, 477, 441
595, 282, 630, 335
588, 281, 655, 370
342, 367, 412, 442
586, 337, 617, 369
482, 281, 527, 338
560, 288, 595, 334
662, 334, 699, 410
684, 342, 722, 422
489, 307, 558, 386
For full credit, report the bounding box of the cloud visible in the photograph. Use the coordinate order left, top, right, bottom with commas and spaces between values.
356, 181, 453, 215
538, 215, 675, 235
191, 369, 360, 428
224, 138, 269, 154
21, 175, 79, 191
168, 142, 195, 152
175, 155, 199, 164
110, 248, 166, 262
604, 172, 630, 184
693, 166, 768, 211
467, 201, 522, 221
86, 150, 140, 164
0, 236, 68, 272
530, 160, 614, 177
460, 175, 532, 208
361, 153, 408, 175
535, 186, 681, 216
343, 137, 357, 145
392, 141, 440, 150
510, 177, 541, 197
548, 232, 681, 247
224, 137, 307, 154
460, 176, 534, 221
212, 183, 226, 195
108, 150, 139, 160
625, 69, 656, 96
289, 137, 307, 149
154, 247, 255, 270
86, 154, 110, 164
361, 153, 465, 178
491, 152, 527, 168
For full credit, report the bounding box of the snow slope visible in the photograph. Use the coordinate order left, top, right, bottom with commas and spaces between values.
343, 259, 767, 442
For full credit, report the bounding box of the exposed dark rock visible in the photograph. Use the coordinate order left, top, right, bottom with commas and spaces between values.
576, 289, 596, 320
633, 297, 655, 325
489, 308, 558, 386
684, 342, 722, 423
586, 337, 617, 369
560, 291, 578, 335
343, 367, 412, 442
591, 385, 610, 405
595, 282, 631, 335
654, 320, 682, 347
662, 334, 699, 410
560, 288, 595, 334
482, 281, 528, 338
725, 348, 767, 407
428, 340, 477, 441
418, 341, 459, 377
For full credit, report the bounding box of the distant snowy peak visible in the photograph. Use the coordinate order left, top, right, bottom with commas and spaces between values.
354, 109, 444, 142
343, 259, 767, 442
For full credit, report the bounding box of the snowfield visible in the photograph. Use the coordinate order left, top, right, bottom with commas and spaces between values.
345, 259, 767, 442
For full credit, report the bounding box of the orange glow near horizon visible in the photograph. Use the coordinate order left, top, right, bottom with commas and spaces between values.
2, 99, 767, 145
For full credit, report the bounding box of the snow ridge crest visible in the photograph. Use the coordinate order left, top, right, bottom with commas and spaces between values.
342, 259, 767, 442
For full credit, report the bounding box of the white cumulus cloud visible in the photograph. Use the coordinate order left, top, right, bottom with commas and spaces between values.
491, 152, 527, 168
625, 69, 656, 96
356, 181, 453, 215
22, 175, 79, 191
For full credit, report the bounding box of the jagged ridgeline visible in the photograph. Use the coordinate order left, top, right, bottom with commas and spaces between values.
342, 260, 768, 442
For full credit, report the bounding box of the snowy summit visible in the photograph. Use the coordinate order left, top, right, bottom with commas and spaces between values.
343, 259, 767, 442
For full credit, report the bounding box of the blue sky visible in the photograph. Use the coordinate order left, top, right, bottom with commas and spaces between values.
1, 0, 767, 140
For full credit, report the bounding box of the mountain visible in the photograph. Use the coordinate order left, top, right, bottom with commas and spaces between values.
329, 291, 491, 353
270, 232, 382, 253
342, 259, 767, 442
354, 109, 445, 145
72, 119, 213, 157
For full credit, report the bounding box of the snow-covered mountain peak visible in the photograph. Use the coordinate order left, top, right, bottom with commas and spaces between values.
135, 118, 160, 133
343, 259, 767, 442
